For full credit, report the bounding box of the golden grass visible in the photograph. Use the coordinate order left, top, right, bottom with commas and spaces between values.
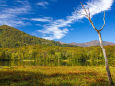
0, 66, 115, 86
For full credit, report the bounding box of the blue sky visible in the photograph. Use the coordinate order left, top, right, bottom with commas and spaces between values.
0, 0, 115, 43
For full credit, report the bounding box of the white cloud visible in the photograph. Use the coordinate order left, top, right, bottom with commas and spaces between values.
37, 0, 113, 40
37, 1, 49, 8
0, 0, 31, 27
3, 7, 29, 14
39, 27, 68, 40
73, 0, 114, 19
0, 19, 27, 26
31, 17, 52, 22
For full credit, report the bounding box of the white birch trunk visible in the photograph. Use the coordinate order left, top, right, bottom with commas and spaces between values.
97, 31, 114, 86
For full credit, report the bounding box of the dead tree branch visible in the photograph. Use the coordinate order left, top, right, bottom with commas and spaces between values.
99, 11, 105, 31
80, 2, 114, 86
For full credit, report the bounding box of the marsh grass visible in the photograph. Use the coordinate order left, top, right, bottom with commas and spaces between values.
0, 66, 114, 86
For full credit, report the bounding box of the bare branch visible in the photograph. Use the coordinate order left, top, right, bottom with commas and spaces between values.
80, 3, 105, 32
80, 2, 98, 32
88, 8, 91, 20
80, 3, 113, 85
76, 11, 88, 16
80, 2, 89, 18
89, 19, 99, 32
99, 11, 105, 31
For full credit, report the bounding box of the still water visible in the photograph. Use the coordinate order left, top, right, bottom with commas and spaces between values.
0, 60, 113, 66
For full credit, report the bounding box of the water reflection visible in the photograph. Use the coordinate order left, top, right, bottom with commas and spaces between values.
0, 59, 111, 67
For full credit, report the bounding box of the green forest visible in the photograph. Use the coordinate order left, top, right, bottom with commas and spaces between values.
0, 25, 62, 48
0, 44, 115, 64
0, 25, 115, 86
0, 44, 115, 86
0, 25, 114, 63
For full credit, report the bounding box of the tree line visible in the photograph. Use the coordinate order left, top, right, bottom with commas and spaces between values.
0, 44, 115, 63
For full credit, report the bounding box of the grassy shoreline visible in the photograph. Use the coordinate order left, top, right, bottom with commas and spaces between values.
0, 66, 115, 86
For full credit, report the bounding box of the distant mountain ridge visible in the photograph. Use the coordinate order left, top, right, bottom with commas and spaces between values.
69, 40, 115, 47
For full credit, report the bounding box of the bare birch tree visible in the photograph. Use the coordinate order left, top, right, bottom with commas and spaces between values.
80, 3, 114, 86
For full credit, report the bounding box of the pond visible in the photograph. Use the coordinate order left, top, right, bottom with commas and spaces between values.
0, 59, 114, 66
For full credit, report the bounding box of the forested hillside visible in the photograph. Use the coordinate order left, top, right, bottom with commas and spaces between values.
0, 25, 62, 48
0, 25, 115, 64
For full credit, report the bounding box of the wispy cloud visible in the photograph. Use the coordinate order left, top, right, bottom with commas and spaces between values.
35, 0, 113, 40
39, 27, 68, 40
37, 1, 49, 8
0, 0, 31, 27
31, 17, 52, 22
74, 0, 114, 19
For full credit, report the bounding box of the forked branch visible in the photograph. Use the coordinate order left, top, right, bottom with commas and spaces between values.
80, 2, 114, 86
99, 11, 105, 31
80, 2, 105, 32
80, 2, 89, 18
